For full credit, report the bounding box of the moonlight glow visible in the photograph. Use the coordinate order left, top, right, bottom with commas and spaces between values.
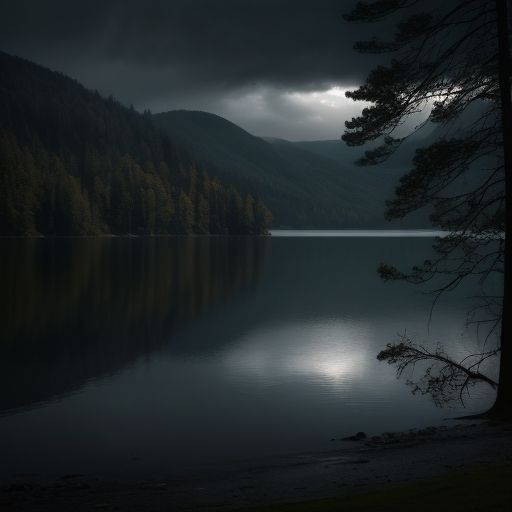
223, 320, 371, 386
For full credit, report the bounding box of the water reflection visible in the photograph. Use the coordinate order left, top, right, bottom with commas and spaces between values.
0, 235, 499, 478
224, 320, 371, 386
0, 237, 269, 415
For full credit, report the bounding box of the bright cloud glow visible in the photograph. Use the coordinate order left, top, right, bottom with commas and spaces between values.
286, 87, 353, 109
199, 85, 372, 141
149, 83, 373, 141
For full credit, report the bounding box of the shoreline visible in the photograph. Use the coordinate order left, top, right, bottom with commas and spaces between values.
0, 228, 448, 239
2, 420, 511, 511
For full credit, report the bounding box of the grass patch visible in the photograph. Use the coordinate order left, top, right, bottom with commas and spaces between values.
239, 463, 512, 512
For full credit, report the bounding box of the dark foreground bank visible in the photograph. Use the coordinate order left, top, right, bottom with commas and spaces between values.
1, 421, 511, 511
245, 463, 512, 512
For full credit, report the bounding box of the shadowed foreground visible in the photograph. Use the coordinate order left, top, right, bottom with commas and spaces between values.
243, 463, 512, 512
1, 422, 511, 511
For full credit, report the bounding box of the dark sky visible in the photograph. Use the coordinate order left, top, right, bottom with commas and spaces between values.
0, 0, 385, 140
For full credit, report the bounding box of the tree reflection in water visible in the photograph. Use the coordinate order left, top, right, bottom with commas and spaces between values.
0, 237, 269, 414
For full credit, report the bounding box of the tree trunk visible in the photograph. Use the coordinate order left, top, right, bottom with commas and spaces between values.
490, 0, 512, 418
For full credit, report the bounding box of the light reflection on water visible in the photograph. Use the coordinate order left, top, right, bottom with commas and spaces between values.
223, 320, 371, 388
0, 235, 500, 478
271, 229, 450, 237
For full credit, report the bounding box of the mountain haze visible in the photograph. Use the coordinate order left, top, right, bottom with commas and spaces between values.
154, 110, 421, 228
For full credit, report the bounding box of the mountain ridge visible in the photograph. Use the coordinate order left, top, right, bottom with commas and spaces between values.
154, 109, 421, 228
0, 52, 272, 235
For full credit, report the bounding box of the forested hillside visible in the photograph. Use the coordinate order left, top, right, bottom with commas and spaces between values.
154, 110, 428, 228
0, 52, 272, 236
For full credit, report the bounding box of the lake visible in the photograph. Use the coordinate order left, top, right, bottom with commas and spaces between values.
0, 231, 499, 479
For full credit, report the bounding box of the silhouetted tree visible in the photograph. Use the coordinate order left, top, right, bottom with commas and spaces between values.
344, 0, 511, 416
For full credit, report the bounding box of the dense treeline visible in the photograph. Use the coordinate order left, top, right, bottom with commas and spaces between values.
0, 51, 272, 235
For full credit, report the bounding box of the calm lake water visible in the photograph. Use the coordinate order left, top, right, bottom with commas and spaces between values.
0, 231, 499, 479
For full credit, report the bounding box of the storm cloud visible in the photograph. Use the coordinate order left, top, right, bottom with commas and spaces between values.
0, 0, 386, 139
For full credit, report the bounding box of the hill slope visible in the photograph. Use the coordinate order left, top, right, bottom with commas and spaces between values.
294, 118, 440, 172
0, 52, 271, 235
154, 110, 414, 228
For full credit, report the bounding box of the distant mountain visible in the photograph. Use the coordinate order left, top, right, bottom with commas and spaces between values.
294, 118, 452, 174
154, 110, 430, 228
293, 139, 408, 193
0, 52, 271, 236
0, 49, 435, 234
293, 139, 363, 167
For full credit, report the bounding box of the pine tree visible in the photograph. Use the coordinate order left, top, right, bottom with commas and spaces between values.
0, 51, 273, 237
343, 0, 511, 416
177, 190, 194, 234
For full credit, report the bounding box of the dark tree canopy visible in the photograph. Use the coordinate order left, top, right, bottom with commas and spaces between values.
343, 0, 511, 416
0, 51, 272, 236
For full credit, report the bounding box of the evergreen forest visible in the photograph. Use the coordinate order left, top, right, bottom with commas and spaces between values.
0, 52, 272, 236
